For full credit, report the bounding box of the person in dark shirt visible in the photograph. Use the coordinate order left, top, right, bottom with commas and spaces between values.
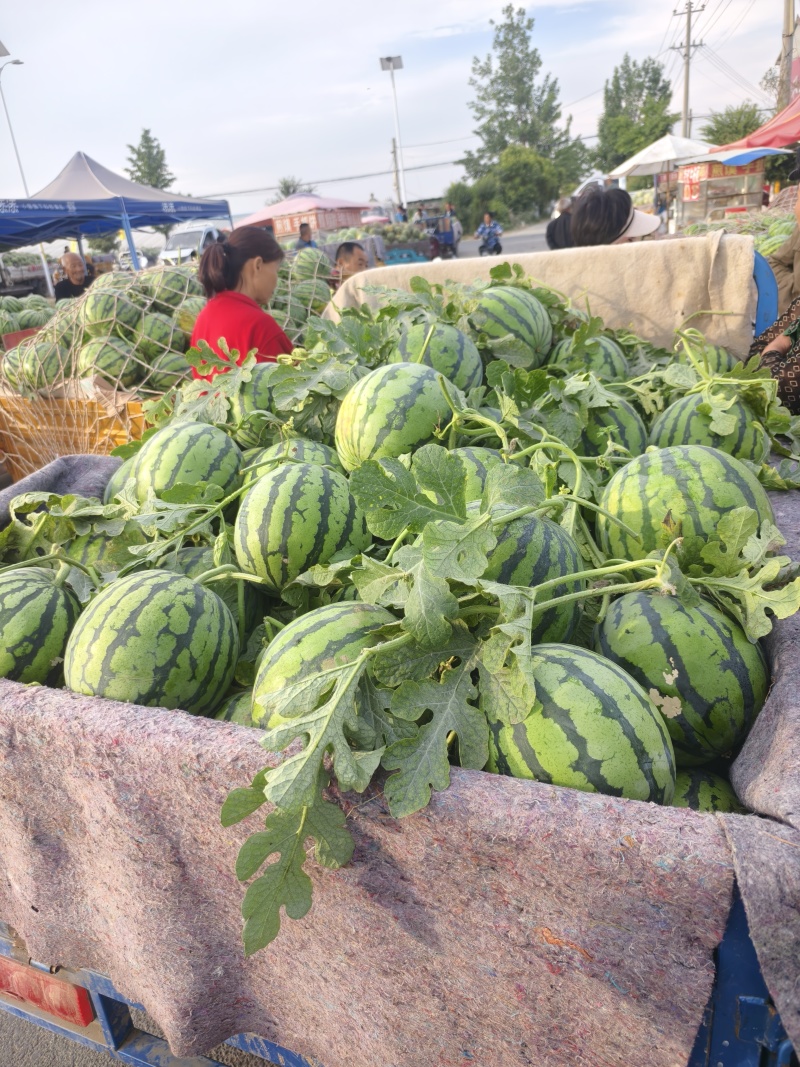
54, 253, 92, 301
294, 223, 317, 250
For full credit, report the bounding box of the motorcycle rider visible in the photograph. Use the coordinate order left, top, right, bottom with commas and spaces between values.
475, 212, 503, 254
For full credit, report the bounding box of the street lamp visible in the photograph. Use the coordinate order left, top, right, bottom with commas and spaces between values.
379, 55, 408, 210
0, 56, 55, 298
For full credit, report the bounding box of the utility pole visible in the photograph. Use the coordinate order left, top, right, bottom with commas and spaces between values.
778, 0, 796, 112
671, 2, 704, 138
391, 138, 401, 208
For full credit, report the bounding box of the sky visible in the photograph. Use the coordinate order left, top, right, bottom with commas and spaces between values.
0, 0, 782, 220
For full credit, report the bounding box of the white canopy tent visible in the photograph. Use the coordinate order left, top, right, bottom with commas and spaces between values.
609, 135, 718, 179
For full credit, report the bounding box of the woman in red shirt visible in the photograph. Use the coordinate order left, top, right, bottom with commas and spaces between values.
190, 226, 293, 381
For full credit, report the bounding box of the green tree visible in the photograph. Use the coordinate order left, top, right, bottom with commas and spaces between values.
87, 232, 120, 254
462, 4, 587, 190
125, 128, 175, 190
272, 176, 317, 202
700, 102, 763, 145
595, 55, 678, 173
495, 145, 559, 218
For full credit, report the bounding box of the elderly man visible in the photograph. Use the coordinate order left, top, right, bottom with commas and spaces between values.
294, 223, 317, 250
54, 253, 92, 302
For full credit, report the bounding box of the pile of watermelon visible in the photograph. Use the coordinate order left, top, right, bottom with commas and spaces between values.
0, 253, 335, 400
0, 293, 56, 337
1, 265, 798, 954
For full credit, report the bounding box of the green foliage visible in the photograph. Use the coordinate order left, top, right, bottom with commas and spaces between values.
495, 145, 559, 217
273, 176, 317, 202
700, 102, 764, 146
595, 54, 678, 173
87, 232, 120, 254
125, 127, 175, 237
462, 4, 588, 191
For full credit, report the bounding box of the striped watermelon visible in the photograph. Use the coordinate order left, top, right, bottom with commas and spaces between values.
593, 591, 768, 766
234, 462, 371, 593
165, 545, 264, 632
77, 337, 139, 388
134, 312, 186, 362
214, 688, 259, 726
485, 644, 675, 803
230, 363, 280, 448
596, 445, 774, 560
470, 286, 553, 369
291, 278, 332, 313
1, 346, 21, 391
144, 267, 204, 312
0, 311, 19, 335
176, 296, 207, 341
79, 290, 141, 341
17, 307, 53, 330
0, 296, 23, 313
252, 601, 394, 726
579, 395, 648, 457
66, 526, 147, 572
648, 393, 769, 463
19, 339, 71, 390
335, 362, 456, 471
678, 344, 738, 375
242, 438, 343, 487
392, 322, 484, 392
0, 568, 81, 685
103, 456, 137, 504
134, 422, 242, 503
289, 248, 332, 282
64, 570, 238, 715
450, 446, 503, 502
548, 335, 628, 380
145, 350, 192, 392
672, 770, 746, 813
480, 506, 584, 643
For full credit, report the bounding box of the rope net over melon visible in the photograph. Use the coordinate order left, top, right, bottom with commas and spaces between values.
0, 248, 335, 478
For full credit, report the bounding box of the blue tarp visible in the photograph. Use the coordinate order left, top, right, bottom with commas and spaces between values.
0, 153, 231, 252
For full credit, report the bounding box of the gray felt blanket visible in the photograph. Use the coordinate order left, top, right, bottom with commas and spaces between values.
0, 457, 796, 1066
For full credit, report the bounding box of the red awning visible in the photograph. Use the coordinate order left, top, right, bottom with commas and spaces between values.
716, 97, 800, 150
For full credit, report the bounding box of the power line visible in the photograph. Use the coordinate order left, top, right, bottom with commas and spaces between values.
404, 133, 478, 149
700, 44, 774, 104
692, 0, 731, 39
714, 0, 758, 49
201, 158, 463, 199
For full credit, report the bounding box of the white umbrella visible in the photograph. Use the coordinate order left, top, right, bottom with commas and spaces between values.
609, 134, 719, 179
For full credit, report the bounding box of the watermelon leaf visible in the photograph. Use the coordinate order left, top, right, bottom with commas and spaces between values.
411, 444, 467, 517
355, 674, 417, 747
422, 516, 496, 582
221, 767, 269, 827
350, 458, 462, 539
481, 463, 545, 512
700, 507, 760, 576
383, 663, 487, 818
351, 557, 410, 608
703, 560, 800, 640
372, 622, 477, 686
472, 582, 537, 726
402, 561, 459, 649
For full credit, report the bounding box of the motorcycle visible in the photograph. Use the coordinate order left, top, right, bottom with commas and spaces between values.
478, 235, 503, 256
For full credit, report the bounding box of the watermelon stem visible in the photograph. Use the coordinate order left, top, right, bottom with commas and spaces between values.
493, 494, 640, 542
0, 551, 99, 584
413, 323, 437, 364
197, 564, 271, 589
385, 528, 409, 564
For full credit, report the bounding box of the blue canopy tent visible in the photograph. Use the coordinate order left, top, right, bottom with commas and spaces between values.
0, 152, 232, 271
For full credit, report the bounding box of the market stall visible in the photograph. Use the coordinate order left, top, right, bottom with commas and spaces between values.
674, 148, 789, 229
237, 192, 369, 241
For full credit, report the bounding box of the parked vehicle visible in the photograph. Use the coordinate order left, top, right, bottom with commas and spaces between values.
158, 225, 222, 265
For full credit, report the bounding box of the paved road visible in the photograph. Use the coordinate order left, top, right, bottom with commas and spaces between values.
457, 219, 549, 259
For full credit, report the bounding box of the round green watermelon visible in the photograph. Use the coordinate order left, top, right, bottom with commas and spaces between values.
480, 505, 585, 643
79, 289, 141, 342
145, 350, 192, 392
214, 689, 259, 727
470, 286, 553, 369
234, 462, 371, 593
485, 643, 675, 803
578, 395, 648, 458
291, 278, 332, 313
64, 570, 238, 715
678, 344, 738, 376
66, 526, 147, 573
165, 544, 264, 633
2, 346, 22, 391
103, 456, 137, 504
671, 770, 746, 812
229, 363, 280, 448
392, 322, 484, 392
593, 591, 768, 766
648, 393, 769, 463
0, 567, 81, 685
77, 337, 140, 389
134, 312, 186, 362
596, 445, 774, 560
252, 601, 395, 726
289, 248, 332, 282
0, 311, 19, 335
19, 339, 71, 391
134, 422, 242, 503
450, 446, 504, 502
176, 296, 206, 341
242, 438, 343, 487
548, 335, 628, 380
335, 362, 457, 471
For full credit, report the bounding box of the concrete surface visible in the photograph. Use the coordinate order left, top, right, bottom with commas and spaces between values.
457, 219, 549, 259
0, 1008, 281, 1065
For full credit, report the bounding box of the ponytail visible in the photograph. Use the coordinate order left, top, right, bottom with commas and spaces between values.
198, 225, 284, 298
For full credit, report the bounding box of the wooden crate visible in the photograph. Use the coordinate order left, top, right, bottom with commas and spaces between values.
0, 397, 144, 481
